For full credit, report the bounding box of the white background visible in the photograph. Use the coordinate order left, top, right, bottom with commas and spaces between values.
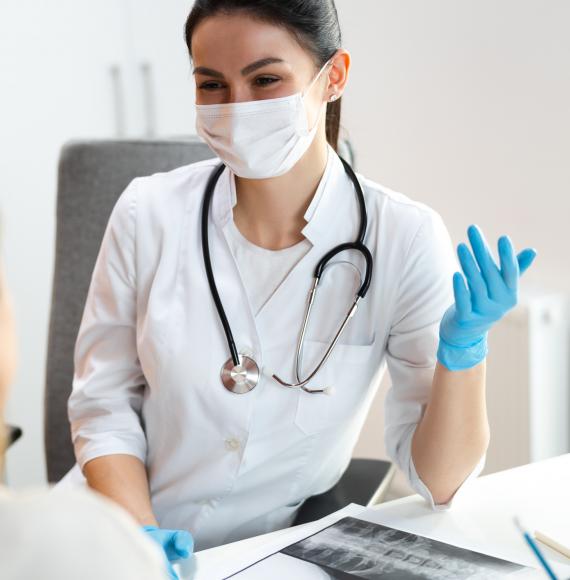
1, 0, 569, 487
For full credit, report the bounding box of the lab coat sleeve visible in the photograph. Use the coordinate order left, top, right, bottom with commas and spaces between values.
68, 179, 148, 469
384, 210, 486, 510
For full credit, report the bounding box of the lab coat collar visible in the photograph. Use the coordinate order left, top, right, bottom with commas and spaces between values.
211, 145, 347, 248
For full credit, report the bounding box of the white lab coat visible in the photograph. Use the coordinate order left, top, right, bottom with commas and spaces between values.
67, 147, 485, 550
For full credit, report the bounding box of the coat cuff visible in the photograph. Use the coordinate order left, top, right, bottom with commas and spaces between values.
408, 453, 487, 510
74, 436, 147, 471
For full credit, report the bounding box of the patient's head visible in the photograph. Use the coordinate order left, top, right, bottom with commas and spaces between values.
0, 263, 17, 419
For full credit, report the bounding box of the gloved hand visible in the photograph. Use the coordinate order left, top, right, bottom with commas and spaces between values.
143, 526, 194, 580
437, 225, 537, 371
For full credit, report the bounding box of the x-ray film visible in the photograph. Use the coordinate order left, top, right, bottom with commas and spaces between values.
228, 516, 537, 579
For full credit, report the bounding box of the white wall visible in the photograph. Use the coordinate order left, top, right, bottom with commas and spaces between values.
2, 0, 569, 488
337, 0, 570, 292
340, 0, 570, 489
0, 0, 194, 486
1, 2, 120, 486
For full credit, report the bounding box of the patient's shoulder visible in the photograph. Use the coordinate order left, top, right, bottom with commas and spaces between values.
0, 486, 167, 580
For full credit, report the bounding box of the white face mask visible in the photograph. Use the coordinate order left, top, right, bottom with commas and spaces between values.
195, 61, 331, 179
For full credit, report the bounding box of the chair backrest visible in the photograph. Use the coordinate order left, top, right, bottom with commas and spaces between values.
44, 138, 214, 482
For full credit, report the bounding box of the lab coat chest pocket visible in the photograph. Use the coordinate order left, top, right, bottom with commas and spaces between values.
293, 338, 377, 436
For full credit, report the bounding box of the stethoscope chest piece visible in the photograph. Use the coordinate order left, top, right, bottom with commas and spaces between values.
220, 355, 260, 394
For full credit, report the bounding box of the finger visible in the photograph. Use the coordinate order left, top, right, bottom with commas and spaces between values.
173, 531, 193, 558
457, 243, 487, 300
453, 272, 471, 319
498, 236, 519, 289
467, 225, 503, 296
517, 248, 537, 275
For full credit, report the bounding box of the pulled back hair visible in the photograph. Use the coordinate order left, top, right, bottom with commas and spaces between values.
185, 0, 343, 151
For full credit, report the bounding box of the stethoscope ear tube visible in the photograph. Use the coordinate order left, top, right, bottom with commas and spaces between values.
339, 156, 368, 244
356, 244, 373, 297
313, 241, 373, 298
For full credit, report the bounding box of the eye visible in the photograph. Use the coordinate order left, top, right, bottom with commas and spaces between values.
254, 76, 280, 87
199, 81, 226, 91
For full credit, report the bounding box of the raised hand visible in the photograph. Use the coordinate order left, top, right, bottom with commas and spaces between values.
437, 225, 537, 371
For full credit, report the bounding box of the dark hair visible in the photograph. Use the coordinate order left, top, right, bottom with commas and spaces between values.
185, 0, 343, 151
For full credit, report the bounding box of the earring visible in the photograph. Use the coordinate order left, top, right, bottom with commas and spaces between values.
329, 94, 339, 102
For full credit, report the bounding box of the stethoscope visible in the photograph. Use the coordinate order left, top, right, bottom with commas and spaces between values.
201, 157, 373, 395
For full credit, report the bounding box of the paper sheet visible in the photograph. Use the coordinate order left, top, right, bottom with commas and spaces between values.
185, 503, 367, 580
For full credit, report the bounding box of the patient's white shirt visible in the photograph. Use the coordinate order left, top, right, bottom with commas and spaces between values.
0, 485, 168, 580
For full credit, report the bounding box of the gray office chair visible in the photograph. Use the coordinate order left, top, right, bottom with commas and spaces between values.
45, 138, 393, 522
44, 138, 215, 482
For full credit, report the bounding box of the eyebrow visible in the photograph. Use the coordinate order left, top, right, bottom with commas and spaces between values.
193, 57, 285, 78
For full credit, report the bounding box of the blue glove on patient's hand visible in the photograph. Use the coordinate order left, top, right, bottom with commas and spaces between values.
143, 526, 193, 580
437, 225, 537, 371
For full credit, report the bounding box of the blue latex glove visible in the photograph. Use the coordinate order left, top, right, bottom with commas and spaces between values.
437, 225, 537, 371
143, 526, 193, 580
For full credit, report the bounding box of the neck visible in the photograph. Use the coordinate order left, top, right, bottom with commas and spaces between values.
233, 135, 329, 250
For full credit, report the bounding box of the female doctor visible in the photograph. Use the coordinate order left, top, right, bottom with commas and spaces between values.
67, 0, 537, 575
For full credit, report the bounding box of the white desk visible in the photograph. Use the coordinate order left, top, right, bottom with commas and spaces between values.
189, 455, 570, 579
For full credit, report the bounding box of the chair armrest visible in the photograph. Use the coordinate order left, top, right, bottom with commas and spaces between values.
5, 424, 23, 448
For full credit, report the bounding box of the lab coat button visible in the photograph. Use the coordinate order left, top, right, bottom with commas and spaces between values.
225, 438, 241, 451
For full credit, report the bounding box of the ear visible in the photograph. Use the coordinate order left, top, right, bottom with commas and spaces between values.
326, 49, 351, 102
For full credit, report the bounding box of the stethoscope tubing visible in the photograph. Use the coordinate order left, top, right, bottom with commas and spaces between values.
201, 156, 373, 391
201, 163, 241, 367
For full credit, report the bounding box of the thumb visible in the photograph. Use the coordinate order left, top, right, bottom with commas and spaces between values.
173, 531, 193, 558
517, 248, 537, 275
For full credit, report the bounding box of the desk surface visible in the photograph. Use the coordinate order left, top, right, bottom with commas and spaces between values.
192, 455, 570, 579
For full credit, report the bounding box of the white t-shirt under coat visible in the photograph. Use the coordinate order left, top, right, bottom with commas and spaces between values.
225, 218, 312, 316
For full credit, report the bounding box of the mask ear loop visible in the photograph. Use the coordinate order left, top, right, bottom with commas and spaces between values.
301, 58, 335, 134
302, 58, 334, 99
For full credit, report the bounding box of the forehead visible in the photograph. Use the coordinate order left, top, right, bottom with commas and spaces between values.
191, 12, 315, 70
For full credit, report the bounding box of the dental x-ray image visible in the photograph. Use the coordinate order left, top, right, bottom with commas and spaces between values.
229, 517, 536, 579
